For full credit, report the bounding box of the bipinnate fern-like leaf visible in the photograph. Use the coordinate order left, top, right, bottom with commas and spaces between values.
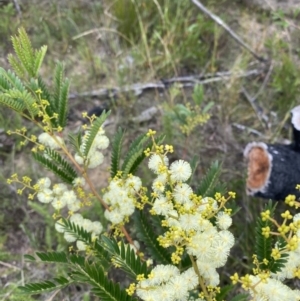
44, 148, 77, 179
7, 54, 26, 79
121, 133, 165, 176
187, 155, 199, 185
229, 294, 250, 301
62, 219, 111, 270
0, 94, 25, 113
121, 133, 148, 174
255, 202, 274, 269
134, 210, 172, 265
0, 68, 26, 92
0, 68, 35, 114
32, 150, 76, 184
9, 27, 47, 78
35, 251, 68, 263
110, 127, 125, 178
101, 236, 148, 279
83, 110, 110, 157
53, 63, 69, 128
196, 160, 222, 197
6, 88, 39, 118
68, 132, 82, 154
19, 278, 71, 295
28, 77, 58, 127
255, 201, 288, 273
71, 260, 137, 301
33, 45, 47, 76
269, 237, 289, 273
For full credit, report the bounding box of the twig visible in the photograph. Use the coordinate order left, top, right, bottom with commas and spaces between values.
46, 290, 60, 301
12, 0, 22, 17
241, 86, 268, 127
232, 123, 263, 137
190, 0, 267, 62
0, 260, 21, 270
253, 62, 274, 100
69, 68, 265, 100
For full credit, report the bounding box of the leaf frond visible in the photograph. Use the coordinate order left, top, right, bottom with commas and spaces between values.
255, 201, 288, 273
7, 53, 26, 78
62, 219, 111, 269
52, 63, 69, 128
71, 260, 136, 301
44, 148, 77, 180
196, 160, 222, 197
36, 251, 68, 263
101, 236, 148, 279
32, 151, 76, 184
6, 88, 38, 117
83, 110, 111, 157
110, 127, 125, 178
68, 132, 82, 153
18, 278, 70, 295
134, 210, 172, 264
0, 94, 25, 112
10, 27, 35, 77
34, 45, 47, 75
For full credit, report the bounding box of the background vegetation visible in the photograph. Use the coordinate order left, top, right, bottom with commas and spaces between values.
1, 0, 300, 300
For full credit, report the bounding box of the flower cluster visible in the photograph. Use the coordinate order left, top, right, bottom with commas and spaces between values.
231, 207, 300, 301
75, 127, 109, 169
135, 265, 199, 300
148, 154, 234, 284
249, 276, 300, 301
35, 176, 104, 248
36, 177, 83, 212
103, 174, 142, 224
272, 212, 300, 281
38, 132, 64, 150
128, 131, 235, 300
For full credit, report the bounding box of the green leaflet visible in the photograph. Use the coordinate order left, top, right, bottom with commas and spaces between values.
32, 150, 77, 184
53, 63, 69, 128
7, 53, 26, 79
72, 260, 137, 301
44, 148, 77, 180
19, 278, 71, 295
0, 68, 26, 92
9, 27, 47, 78
230, 294, 250, 301
36, 251, 68, 263
6, 88, 39, 118
0, 94, 25, 113
110, 127, 125, 178
68, 132, 83, 154
28, 77, 58, 128
134, 210, 172, 265
121, 133, 165, 176
33, 45, 47, 76
187, 155, 199, 185
254, 201, 288, 273
83, 110, 111, 157
62, 219, 111, 270
101, 236, 148, 279
196, 160, 223, 197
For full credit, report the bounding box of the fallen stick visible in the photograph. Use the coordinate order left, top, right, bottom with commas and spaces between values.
69, 68, 265, 100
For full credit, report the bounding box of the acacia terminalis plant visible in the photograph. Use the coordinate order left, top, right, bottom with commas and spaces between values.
2, 28, 300, 301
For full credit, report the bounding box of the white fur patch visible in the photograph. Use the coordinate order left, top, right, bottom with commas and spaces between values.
291, 105, 300, 131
